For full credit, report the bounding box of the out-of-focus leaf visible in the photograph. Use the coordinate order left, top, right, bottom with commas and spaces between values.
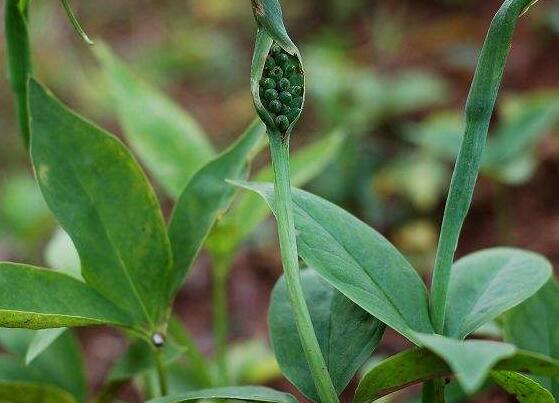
491, 371, 554, 403
147, 386, 297, 403
232, 182, 432, 343
167, 119, 264, 297
0, 262, 133, 329
209, 129, 345, 257
25, 328, 66, 365
269, 268, 384, 401
503, 279, 559, 399
44, 228, 81, 281
403, 112, 463, 159
30, 79, 172, 327
0, 381, 76, 403
445, 248, 551, 339
94, 43, 215, 198
225, 340, 280, 385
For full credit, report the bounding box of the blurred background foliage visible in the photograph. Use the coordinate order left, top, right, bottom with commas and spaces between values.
1, 0, 559, 401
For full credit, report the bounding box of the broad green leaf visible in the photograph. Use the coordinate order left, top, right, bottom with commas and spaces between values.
269, 268, 384, 401
95, 44, 215, 198
0, 262, 132, 329
503, 279, 559, 399
5, 0, 32, 147
415, 333, 517, 393
0, 329, 86, 402
491, 371, 555, 403
167, 119, 264, 296
26, 328, 66, 364
232, 182, 432, 343
354, 347, 559, 402
445, 248, 551, 339
29, 79, 172, 327
210, 129, 345, 256
147, 386, 297, 403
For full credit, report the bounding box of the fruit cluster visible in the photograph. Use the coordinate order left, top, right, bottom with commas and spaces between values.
259, 44, 304, 132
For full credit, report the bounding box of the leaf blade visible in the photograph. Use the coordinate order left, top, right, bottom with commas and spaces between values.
146, 386, 297, 403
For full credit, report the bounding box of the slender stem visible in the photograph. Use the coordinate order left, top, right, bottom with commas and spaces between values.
59, 0, 94, 45
429, 0, 532, 334
269, 133, 338, 403
154, 347, 168, 396
213, 255, 230, 385
423, 380, 445, 403
5, 0, 32, 148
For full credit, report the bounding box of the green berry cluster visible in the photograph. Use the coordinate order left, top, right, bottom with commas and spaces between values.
259, 44, 304, 132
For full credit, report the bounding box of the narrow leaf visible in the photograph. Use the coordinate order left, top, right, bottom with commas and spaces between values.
355, 348, 559, 402
251, 0, 298, 55
503, 279, 559, 399
0, 262, 133, 329
29, 79, 172, 327
445, 248, 551, 339
269, 268, 384, 401
147, 386, 297, 403
95, 44, 215, 198
491, 371, 555, 403
232, 182, 433, 343
167, 119, 264, 296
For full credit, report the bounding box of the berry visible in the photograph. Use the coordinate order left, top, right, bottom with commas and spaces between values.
278, 78, 291, 91
264, 57, 276, 70
270, 66, 283, 80
275, 115, 290, 131
275, 53, 289, 67
284, 64, 296, 77
279, 91, 292, 105
291, 96, 303, 109
271, 44, 282, 55
291, 85, 303, 96
264, 88, 278, 101
269, 99, 282, 114
281, 104, 291, 115
261, 78, 276, 90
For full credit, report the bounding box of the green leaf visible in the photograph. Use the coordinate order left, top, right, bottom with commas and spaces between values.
503, 279, 559, 399
211, 129, 345, 257
94, 43, 215, 198
0, 382, 76, 403
354, 347, 559, 402
29, 79, 172, 328
269, 268, 384, 401
0, 262, 132, 329
445, 248, 551, 339
26, 328, 66, 364
44, 228, 82, 281
232, 182, 433, 343
491, 371, 555, 403
167, 119, 264, 296
429, 0, 539, 333
4, 0, 32, 147
416, 334, 517, 393
146, 386, 297, 403
0, 329, 86, 402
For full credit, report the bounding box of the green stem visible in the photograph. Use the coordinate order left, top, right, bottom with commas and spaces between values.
154, 347, 168, 396
269, 133, 338, 403
5, 0, 32, 148
422, 380, 445, 403
213, 255, 230, 385
59, 0, 94, 45
429, 0, 533, 334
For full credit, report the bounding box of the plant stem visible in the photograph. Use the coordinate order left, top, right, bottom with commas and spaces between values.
5, 0, 32, 148
269, 132, 339, 403
154, 347, 168, 396
213, 255, 230, 385
429, 0, 533, 334
422, 380, 445, 403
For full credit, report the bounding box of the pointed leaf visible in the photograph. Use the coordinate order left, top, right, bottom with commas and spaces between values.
29, 79, 172, 327
167, 119, 264, 296
212, 129, 345, 255
269, 268, 384, 401
147, 386, 297, 403
355, 347, 559, 402
491, 371, 555, 403
26, 328, 66, 364
0, 262, 133, 329
445, 248, 551, 339
95, 44, 215, 198
503, 278, 559, 399
416, 334, 517, 393
251, 0, 297, 56
232, 182, 433, 343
